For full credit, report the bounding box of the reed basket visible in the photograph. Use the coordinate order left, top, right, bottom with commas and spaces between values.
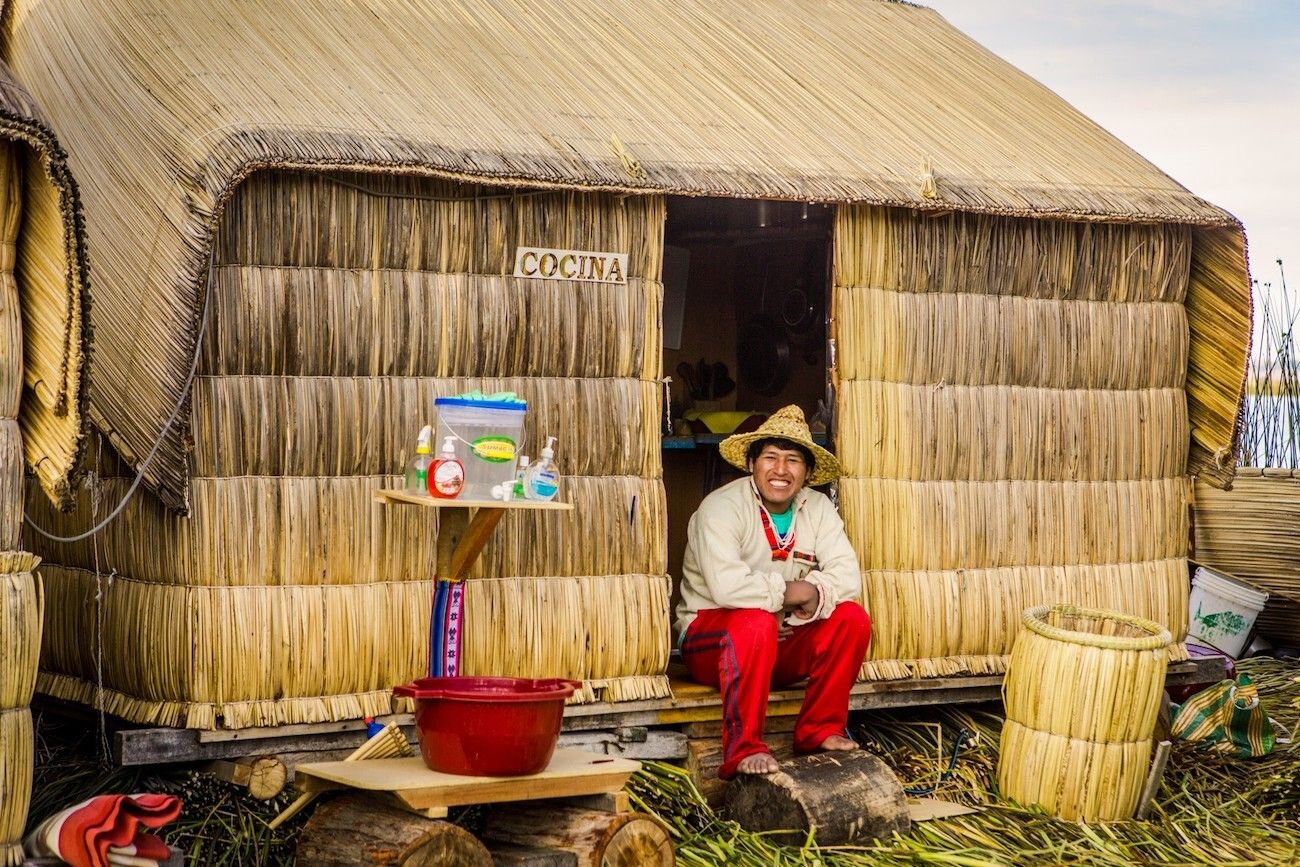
998, 604, 1171, 822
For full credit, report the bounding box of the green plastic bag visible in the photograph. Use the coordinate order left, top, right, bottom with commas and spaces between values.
1169, 674, 1276, 758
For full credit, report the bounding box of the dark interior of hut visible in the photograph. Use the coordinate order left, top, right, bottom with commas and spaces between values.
662, 196, 835, 618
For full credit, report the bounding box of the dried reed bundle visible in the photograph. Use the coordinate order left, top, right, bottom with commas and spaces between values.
203, 267, 663, 381
1002, 606, 1169, 742
14, 147, 88, 507
835, 286, 1188, 389
27, 474, 666, 585
0, 421, 21, 551
1193, 472, 1300, 643
839, 382, 1188, 481
1185, 227, 1252, 488
0, 707, 32, 865
998, 718, 1151, 823
0, 143, 19, 421
834, 206, 1192, 302
998, 605, 1169, 822
189, 375, 662, 479
840, 477, 1190, 571
37, 564, 671, 728
0, 552, 42, 709
861, 559, 1188, 665
460, 573, 670, 682
218, 172, 664, 280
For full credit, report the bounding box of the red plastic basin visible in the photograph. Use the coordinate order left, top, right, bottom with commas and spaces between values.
392, 676, 580, 776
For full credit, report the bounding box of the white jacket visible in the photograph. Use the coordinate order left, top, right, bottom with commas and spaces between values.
675, 477, 863, 637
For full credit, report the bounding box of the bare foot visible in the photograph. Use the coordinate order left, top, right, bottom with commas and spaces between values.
819, 735, 859, 751
736, 752, 780, 774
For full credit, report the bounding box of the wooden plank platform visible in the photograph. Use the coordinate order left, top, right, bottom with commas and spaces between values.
293, 749, 640, 818
102, 654, 1228, 765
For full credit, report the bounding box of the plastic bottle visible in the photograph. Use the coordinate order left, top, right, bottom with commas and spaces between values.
523, 436, 560, 501
428, 436, 466, 499
512, 456, 530, 499
403, 425, 434, 494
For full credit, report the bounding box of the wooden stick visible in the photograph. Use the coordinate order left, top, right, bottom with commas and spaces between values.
1135, 740, 1173, 820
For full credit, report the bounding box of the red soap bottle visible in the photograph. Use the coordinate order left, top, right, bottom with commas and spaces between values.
428, 436, 465, 499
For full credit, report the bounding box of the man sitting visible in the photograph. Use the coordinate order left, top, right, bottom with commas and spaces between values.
677, 405, 871, 777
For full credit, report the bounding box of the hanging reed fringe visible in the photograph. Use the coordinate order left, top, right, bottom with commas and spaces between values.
189, 376, 662, 479
838, 382, 1189, 480
835, 205, 1200, 679
37, 565, 668, 728
1193, 471, 1300, 643
28, 474, 666, 584
998, 605, 1170, 822
1185, 227, 1252, 487
204, 267, 662, 381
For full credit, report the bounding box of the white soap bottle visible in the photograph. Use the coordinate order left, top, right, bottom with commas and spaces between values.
523, 437, 560, 501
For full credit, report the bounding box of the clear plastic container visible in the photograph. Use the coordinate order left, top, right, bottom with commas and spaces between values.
433, 397, 527, 499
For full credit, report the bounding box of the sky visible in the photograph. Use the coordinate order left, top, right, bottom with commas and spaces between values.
923, 1, 1299, 303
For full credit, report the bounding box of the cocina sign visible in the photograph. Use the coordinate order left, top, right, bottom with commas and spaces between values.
513, 246, 629, 284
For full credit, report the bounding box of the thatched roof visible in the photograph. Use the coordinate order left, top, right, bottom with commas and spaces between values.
0, 55, 89, 507
2, 0, 1245, 508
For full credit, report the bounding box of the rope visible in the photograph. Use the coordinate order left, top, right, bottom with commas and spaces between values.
23, 249, 215, 542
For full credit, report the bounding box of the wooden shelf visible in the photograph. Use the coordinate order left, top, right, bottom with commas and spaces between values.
374, 489, 573, 510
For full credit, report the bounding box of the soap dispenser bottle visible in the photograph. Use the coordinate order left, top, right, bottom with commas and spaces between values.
429, 436, 465, 499
403, 425, 434, 494
523, 436, 560, 501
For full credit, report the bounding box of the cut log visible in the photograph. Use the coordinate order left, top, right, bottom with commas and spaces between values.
481, 805, 674, 867
686, 735, 795, 807
205, 755, 288, 800
296, 793, 491, 866
723, 751, 909, 845
486, 842, 579, 866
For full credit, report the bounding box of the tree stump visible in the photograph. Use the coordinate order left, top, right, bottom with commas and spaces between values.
723, 751, 910, 845
481, 805, 674, 867
296, 794, 491, 866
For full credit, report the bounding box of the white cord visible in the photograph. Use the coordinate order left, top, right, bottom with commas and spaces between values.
23, 251, 214, 542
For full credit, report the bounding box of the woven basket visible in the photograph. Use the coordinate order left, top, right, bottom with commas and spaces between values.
999, 604, 1171, 821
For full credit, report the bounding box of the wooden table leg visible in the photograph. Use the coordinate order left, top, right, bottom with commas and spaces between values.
435, 508, 470, 580
448, 508, 506, 582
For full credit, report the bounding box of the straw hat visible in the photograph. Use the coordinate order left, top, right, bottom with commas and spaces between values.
718, 405, 839, 486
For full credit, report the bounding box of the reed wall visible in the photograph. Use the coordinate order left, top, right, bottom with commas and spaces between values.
834, 206, 1194, 679
31, 172, 670, 728
1192, 470, 1300, 643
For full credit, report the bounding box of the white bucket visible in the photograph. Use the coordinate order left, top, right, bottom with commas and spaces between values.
1187, 565, 1268, 658
433, 397, 527, 499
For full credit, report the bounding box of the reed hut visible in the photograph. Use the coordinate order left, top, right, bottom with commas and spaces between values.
0, 58, 91, 867
8, 0, 1250, 730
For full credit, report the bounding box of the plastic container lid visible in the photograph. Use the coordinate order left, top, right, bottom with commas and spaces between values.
434, 396, 527, 412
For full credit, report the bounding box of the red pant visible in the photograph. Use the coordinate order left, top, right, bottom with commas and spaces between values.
681, 602, 871, 778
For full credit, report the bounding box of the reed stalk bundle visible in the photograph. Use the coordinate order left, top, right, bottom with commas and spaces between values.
38, 565, 669, 728
840, 477, 1190, 571
861, 559, 1188, 668
189, 375, 661, 479
835, 205, 1202, 678
0, 552, 41, 710
0, 421, 21, 551
1184, 227, 1252, 487
997, 718, 1151, 823
218, 172, 664, 279
998, 605, 1170, 822
27, 474, 666, 585
0, 707, 32, 866
835, 285, 1188, 389
839, 382, 1188, 480
834, 206, 1192, 302
1193, 471, 1300, 642
204, 267, 661, 380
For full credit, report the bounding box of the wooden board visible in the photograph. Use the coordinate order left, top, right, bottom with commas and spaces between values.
293, 749, 640, 813
374, 489, 573, 510
907, 798, 982, 822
